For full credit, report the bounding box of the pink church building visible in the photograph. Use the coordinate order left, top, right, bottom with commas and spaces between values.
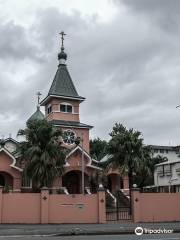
0, 35, 129, 196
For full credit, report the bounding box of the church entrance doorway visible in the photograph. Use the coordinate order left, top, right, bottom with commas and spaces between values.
0, 172, 13, 189
107, 173, 123, 192
0, 174, 5, 186
62, 171, 81, 194
62, 170, 89, 194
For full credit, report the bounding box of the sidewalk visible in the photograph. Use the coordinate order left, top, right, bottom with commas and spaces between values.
0, 222, 180, 236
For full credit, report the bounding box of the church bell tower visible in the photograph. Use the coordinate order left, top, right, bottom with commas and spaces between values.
40, 32, 92, 153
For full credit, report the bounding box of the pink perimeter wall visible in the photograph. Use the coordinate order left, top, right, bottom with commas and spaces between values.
2, 193, 41, 223
132, 190, 180, 223
49, 194, 98, 223
0, 187, 106, 224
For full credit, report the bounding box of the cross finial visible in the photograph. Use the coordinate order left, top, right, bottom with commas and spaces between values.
36, 91, 42, 106
59, 31, 66, 48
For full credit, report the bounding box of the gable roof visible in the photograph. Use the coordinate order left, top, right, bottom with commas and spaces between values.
0, 147, 22, 172
66, 145, 102, 170
66, 145, 91, 163
4, 138, 19, 145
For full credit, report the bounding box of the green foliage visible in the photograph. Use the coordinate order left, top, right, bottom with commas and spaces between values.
4, 184, 12, 193
90, 137, 108, 161
107, 123, 167, 189
107, 123, 150, 188
108, 124, 144, 173
17, 119, 66, 189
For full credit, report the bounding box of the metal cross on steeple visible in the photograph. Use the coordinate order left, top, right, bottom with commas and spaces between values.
36, 91, 42, 106
59, 31, 66, 48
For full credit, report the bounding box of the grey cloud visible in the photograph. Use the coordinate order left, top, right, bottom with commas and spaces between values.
118, 0, 180, 32
0, 21, 40, 61
0, 2, 180, 146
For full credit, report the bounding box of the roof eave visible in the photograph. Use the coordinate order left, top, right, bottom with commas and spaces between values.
4, 138, 19, 144
40, 94, 85, 106
53, 124, 93, 130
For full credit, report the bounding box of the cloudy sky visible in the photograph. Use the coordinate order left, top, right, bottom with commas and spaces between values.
0, 0, 180, 145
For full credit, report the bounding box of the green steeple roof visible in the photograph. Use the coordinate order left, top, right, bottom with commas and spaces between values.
40, 36, 85, 106
27, 106, 45, 122
48, 64, 82, 99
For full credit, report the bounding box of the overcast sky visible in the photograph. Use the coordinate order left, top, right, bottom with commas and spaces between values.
0, 0, 180, 145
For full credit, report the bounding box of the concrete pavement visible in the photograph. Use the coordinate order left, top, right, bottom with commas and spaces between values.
0, 234, 180, 240
0, 222, 180, 236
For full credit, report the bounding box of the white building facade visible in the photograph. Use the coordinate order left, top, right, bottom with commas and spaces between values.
152, 145, 180, 192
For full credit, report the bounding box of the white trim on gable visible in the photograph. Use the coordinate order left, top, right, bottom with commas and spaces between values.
65, 146, 102, 170
4, 138, 19, 145
87, 165, 102, 170
92, 158, 99, 163
66, 146, 91, 165
0, 148, 23, 172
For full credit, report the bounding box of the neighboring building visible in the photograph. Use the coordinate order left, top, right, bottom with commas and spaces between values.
152, 145, 180, 192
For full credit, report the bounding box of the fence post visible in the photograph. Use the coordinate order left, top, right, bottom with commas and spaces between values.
0, 186, 3, 223
131, 188, 140, 223
116, 200, 119, 221
40, 187, 49, 224
98, 186, 106, 223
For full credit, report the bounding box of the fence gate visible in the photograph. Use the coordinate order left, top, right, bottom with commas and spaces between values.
106, 206, 132, 221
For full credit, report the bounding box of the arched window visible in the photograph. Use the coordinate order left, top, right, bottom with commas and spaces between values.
60, 102, 73, 113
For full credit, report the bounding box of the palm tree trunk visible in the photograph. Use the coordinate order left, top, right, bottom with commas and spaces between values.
128, 169, 133, 215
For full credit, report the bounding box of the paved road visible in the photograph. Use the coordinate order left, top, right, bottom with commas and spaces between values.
1, 223, 180, 236
0, 234, 180, 239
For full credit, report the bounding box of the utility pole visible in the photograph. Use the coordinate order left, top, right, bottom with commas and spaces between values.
81, 133, 85, 194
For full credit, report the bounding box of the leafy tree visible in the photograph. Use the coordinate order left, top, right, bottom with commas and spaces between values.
107, 123, 146, 188
17, 119, 66, 189
90, 137, 108, 161
107, 123, 150, 212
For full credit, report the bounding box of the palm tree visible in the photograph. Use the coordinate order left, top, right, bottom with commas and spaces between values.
107, 123, 149, 213
18, 119, 66, 189
90, 138, 108, 161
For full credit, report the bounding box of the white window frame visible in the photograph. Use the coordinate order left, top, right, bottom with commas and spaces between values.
60, 102, 74, 114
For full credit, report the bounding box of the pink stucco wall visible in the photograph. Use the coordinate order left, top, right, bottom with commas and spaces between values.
132, 190, 180, 222
66, 152, 89, 167
2, 193, 41, 223
0, 152, 22, 190
47, 112, 80, 122
45, 98, 80, 122
0, 188, 106, 224
49, 194, 98, 223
